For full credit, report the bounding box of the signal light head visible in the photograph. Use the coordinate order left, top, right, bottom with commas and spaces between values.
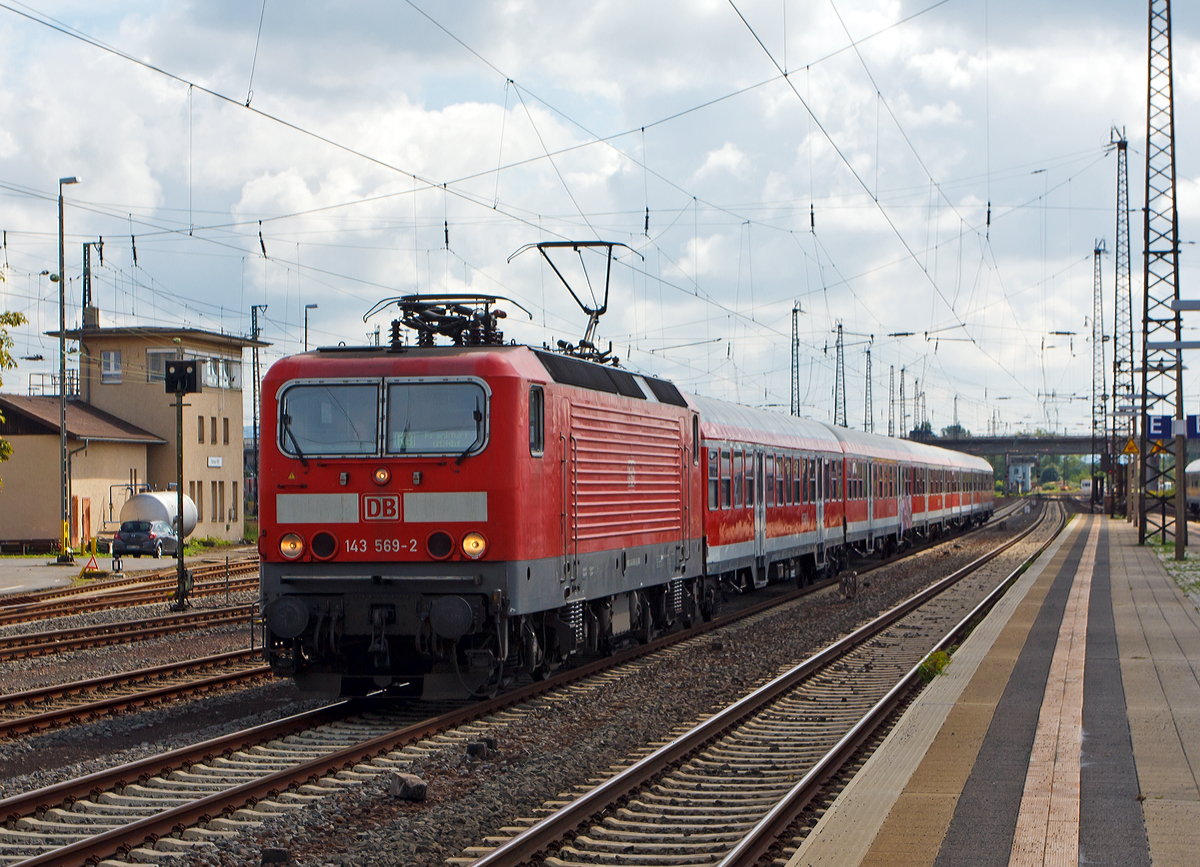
279, 533, 305, 560
461, 532, 487, 560
373, 467, 391, 486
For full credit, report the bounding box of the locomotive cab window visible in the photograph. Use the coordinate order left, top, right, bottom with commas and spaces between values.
529, 385, 544, 456
387, 381, 487, 455
279, 382, 379, 457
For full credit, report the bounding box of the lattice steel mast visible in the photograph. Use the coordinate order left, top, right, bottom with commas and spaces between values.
790, 302, 802, 417
864, 348, 873, 432
1138, 0, 1186, 555
833, 323, 846, 427
1092, 241, 1108, 510
1111, 128, 1135, 518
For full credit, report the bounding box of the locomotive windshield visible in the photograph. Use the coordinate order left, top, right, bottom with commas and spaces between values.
386, 382, 486, 455
279, 383, 379, 456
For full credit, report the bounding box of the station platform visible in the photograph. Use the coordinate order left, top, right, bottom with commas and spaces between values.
788, 513, 1200, 867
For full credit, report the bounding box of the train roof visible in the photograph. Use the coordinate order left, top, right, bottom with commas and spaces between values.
689, 393, 843, 453
689, 393, 991, 471
819, 423, 994, 472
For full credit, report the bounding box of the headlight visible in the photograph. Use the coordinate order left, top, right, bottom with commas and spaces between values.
373, 467, 391, 486
279, 533, 305, 560
461, 532, 487, 560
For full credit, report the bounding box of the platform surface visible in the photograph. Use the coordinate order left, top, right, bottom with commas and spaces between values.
787, 512, 1200, 867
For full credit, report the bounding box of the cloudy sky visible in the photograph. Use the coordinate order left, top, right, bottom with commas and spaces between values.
0, 0, 1196, 438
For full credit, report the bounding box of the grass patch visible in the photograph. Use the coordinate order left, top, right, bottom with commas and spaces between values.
918, 650, 951, 682
182, 536, 240, 556
1153, 542, 1200, 600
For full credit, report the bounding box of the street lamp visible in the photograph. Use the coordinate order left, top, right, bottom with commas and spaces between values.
57, 175, 79, 564
304, 303, 318, 351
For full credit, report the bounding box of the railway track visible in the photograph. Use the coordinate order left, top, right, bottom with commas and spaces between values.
0, 576, 258, 627
457, 499, 1066, 867
0, 605, 253, 663
0, 650, 270, 737
0, 549, 260, 612
0, 503, 1044, 866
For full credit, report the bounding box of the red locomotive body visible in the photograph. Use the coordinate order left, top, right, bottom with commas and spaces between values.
259, 340, 992, 698
260, 344, 704, 697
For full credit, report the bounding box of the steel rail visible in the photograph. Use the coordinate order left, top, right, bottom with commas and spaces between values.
466, 500, 1057, 867
0, 605, 253, 662
716, 500, 1068, 867
0, 650, 268, 737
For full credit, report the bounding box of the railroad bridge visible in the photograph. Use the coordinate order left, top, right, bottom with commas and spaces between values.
931, 435, 1096, 458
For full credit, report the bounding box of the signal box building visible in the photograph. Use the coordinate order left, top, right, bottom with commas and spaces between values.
0, 320, 267, 550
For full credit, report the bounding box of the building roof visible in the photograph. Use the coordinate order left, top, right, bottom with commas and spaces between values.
47, 325, 270, 349
0, 394, 167, 444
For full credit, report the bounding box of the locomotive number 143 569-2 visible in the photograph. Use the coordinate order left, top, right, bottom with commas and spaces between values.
344, 538, 418, 554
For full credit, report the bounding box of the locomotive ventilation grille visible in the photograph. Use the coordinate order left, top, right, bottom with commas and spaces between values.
570, 405, 684, 542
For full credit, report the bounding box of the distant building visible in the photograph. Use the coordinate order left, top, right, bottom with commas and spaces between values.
1007, 458, 1037, 495
0, 395, 163, 550
0, 318, 268, 550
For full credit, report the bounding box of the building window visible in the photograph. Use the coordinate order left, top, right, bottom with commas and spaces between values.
211, 417, 217, 445
198, 415, 205, 444
197, 356, 242, 390
101, 350, 121, 383
211, 481, 218, 522
146, 350, 173, 382
188, 481, 195, 506
232, 481, 238, 522
219, 481, 226, 525
223, 417, 230, 445
196, 483, 204, 522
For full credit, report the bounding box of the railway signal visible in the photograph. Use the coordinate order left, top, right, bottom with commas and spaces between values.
165, 356, 200, 611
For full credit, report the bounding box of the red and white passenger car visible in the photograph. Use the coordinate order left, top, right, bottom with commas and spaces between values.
259, 335, 992, 698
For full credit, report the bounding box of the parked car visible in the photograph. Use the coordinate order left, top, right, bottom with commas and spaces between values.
112, 520, 179, 558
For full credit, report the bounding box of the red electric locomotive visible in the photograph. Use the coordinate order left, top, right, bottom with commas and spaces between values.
259, 296, 706, 697
258, 294, 992, 698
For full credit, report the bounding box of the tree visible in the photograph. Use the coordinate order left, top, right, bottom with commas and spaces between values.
941, 423, 971, 438
0, 310, 27, 487
1040, 464, 1061, 484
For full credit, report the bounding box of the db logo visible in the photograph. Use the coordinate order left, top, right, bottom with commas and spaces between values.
362, 494, 400, 522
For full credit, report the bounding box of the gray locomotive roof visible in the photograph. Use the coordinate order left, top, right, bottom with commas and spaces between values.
688, 392, 992, 471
